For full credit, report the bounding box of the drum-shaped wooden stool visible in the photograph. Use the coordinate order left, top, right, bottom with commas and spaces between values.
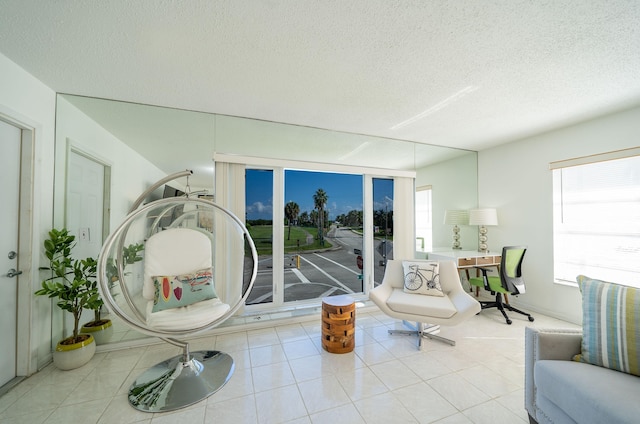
321, 295, 355, 353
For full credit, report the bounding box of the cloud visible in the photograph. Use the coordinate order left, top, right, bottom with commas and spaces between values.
247, 201, 273, 218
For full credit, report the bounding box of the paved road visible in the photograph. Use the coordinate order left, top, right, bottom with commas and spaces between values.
247, 225, 393, 304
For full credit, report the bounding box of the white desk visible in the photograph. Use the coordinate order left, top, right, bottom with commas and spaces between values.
428, 250, 502, 271
428, 250, 502, 294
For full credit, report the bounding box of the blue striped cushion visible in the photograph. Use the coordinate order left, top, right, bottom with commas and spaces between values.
576, 275, 640, 376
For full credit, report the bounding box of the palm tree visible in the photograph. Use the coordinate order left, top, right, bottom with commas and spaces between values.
284, 201, 300, 240
299, 211, 310, 227
313, 188, 328, 246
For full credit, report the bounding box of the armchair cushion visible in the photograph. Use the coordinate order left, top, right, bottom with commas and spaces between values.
387, 289, 456, 318
535, 359, 639, 424
151, 268, 218, 313
576, 275, 640, 377
525, 327, 640, 424
370, 260, 480, 327
401, 261, 444, 297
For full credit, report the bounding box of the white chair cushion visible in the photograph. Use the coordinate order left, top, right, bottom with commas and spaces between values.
146, 297, 230, 331
143, 228, 213, 300
387, 288, 457, 319
142, 227, 230, 332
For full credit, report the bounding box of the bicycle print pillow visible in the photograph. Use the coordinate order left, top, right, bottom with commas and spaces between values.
402, 261, 444, 297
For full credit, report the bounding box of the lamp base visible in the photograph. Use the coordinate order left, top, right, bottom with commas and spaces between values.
478, 226, 489, 253
451, 225, 462, 250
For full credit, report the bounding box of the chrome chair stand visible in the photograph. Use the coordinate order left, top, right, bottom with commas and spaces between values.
129, 338, 234, 412
389, 320, 455, 347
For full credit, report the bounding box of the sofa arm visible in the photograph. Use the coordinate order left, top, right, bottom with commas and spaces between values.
524, 327, 582, 422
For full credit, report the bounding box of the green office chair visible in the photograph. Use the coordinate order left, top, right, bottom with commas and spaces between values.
468, 246, 534, 325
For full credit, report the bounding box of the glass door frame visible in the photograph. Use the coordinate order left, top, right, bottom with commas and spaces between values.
217, 154, 415, 314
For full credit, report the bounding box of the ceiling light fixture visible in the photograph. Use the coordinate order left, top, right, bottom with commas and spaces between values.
390, 85, 479, 130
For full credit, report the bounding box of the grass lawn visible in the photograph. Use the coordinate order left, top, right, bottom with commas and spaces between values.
248, 225, 332, 255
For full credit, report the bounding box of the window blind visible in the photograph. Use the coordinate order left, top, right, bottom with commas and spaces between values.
552, 150, 640, 288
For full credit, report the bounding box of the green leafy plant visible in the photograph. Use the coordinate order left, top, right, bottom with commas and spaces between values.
35, 228, 99, 345
93, 242, 145, 322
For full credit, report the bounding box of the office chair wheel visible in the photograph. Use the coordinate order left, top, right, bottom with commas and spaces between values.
528, 316, 535, 322
506, 319, 512, 325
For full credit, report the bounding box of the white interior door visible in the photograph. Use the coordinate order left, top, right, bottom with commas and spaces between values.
67, 150, 105, 260
66, 149, 106, 327
0, 120, 21, 387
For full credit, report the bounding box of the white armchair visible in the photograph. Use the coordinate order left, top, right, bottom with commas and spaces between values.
370, 259, 480, 347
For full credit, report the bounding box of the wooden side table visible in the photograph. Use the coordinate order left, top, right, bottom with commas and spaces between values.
321, 295, 355, 353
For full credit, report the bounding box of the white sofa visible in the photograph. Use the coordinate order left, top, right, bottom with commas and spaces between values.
524, 327, 640, 424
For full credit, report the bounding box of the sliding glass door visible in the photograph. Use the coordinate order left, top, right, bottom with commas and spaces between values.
245, 165, 400, 309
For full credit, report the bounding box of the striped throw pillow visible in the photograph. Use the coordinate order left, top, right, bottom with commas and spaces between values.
576, 275, 640, 376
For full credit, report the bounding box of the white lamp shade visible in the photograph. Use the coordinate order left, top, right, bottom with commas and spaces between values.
469, 208, 498, 226
444, 209, 469, 225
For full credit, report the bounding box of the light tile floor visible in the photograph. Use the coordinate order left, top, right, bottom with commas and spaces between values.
0, 306, 578, 424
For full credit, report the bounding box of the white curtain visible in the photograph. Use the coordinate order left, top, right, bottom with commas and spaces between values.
393, 176, 416, 260
214, 161, 247, 312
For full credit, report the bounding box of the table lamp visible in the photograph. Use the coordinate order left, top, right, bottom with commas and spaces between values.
444, 209, 469, 250
469, 208, 498, 253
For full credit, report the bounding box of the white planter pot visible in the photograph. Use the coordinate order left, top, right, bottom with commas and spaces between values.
81, 319, 113, 345
53, 334, 96, 370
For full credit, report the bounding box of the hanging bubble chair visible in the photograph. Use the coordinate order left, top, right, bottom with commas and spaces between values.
97, 171, 257, 412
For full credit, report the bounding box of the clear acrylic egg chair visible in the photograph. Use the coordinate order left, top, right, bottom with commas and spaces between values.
97, 196, 257, 412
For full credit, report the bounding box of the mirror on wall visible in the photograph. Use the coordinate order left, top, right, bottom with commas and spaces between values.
54, 93, 478, 345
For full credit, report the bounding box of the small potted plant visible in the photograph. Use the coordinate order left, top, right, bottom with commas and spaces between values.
35, 228, 99, 370
81, 242, 144, 344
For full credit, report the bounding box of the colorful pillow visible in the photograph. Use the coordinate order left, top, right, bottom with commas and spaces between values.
402, 261, 444, 297
151, 268, 217, 313
575, 275, 640, 377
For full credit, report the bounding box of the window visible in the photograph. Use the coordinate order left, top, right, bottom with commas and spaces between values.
552, 150, 640, 288
220, 153, 415, 311
245, 169, 274, 304
372, 178, 394, 284
415, 185, 432, 254
283, 170, 364, 302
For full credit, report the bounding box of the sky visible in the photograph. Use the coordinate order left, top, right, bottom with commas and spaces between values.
245, 169, 393, 221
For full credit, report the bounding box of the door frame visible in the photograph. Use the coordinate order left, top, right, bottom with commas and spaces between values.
60, 144, 111, 339
0, 109, 35, 386
65, 141, 112, 243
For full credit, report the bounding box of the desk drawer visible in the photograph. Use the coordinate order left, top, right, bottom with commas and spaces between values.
477, 255, 500, 265
458, 258, 476, 267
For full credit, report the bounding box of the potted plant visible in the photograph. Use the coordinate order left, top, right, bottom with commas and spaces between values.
81, 242, 144, 344
35, 228, 99, 370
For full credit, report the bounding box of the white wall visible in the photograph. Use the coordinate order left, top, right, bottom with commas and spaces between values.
478, 106, 640, 324
0, 52, 56, 371
54, 97, 167, 336
1, 52, 169, 372
55, 97, 167, 231
416, 152, 478, 252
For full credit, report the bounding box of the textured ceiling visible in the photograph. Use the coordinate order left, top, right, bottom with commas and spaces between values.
1, 0, 640, 153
